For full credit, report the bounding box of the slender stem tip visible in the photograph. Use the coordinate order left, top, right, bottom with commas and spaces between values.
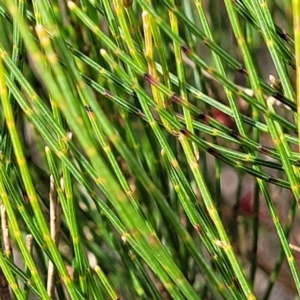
67, 1, 76, 9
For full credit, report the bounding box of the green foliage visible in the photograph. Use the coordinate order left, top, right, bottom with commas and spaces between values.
0, 0, 298, 299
